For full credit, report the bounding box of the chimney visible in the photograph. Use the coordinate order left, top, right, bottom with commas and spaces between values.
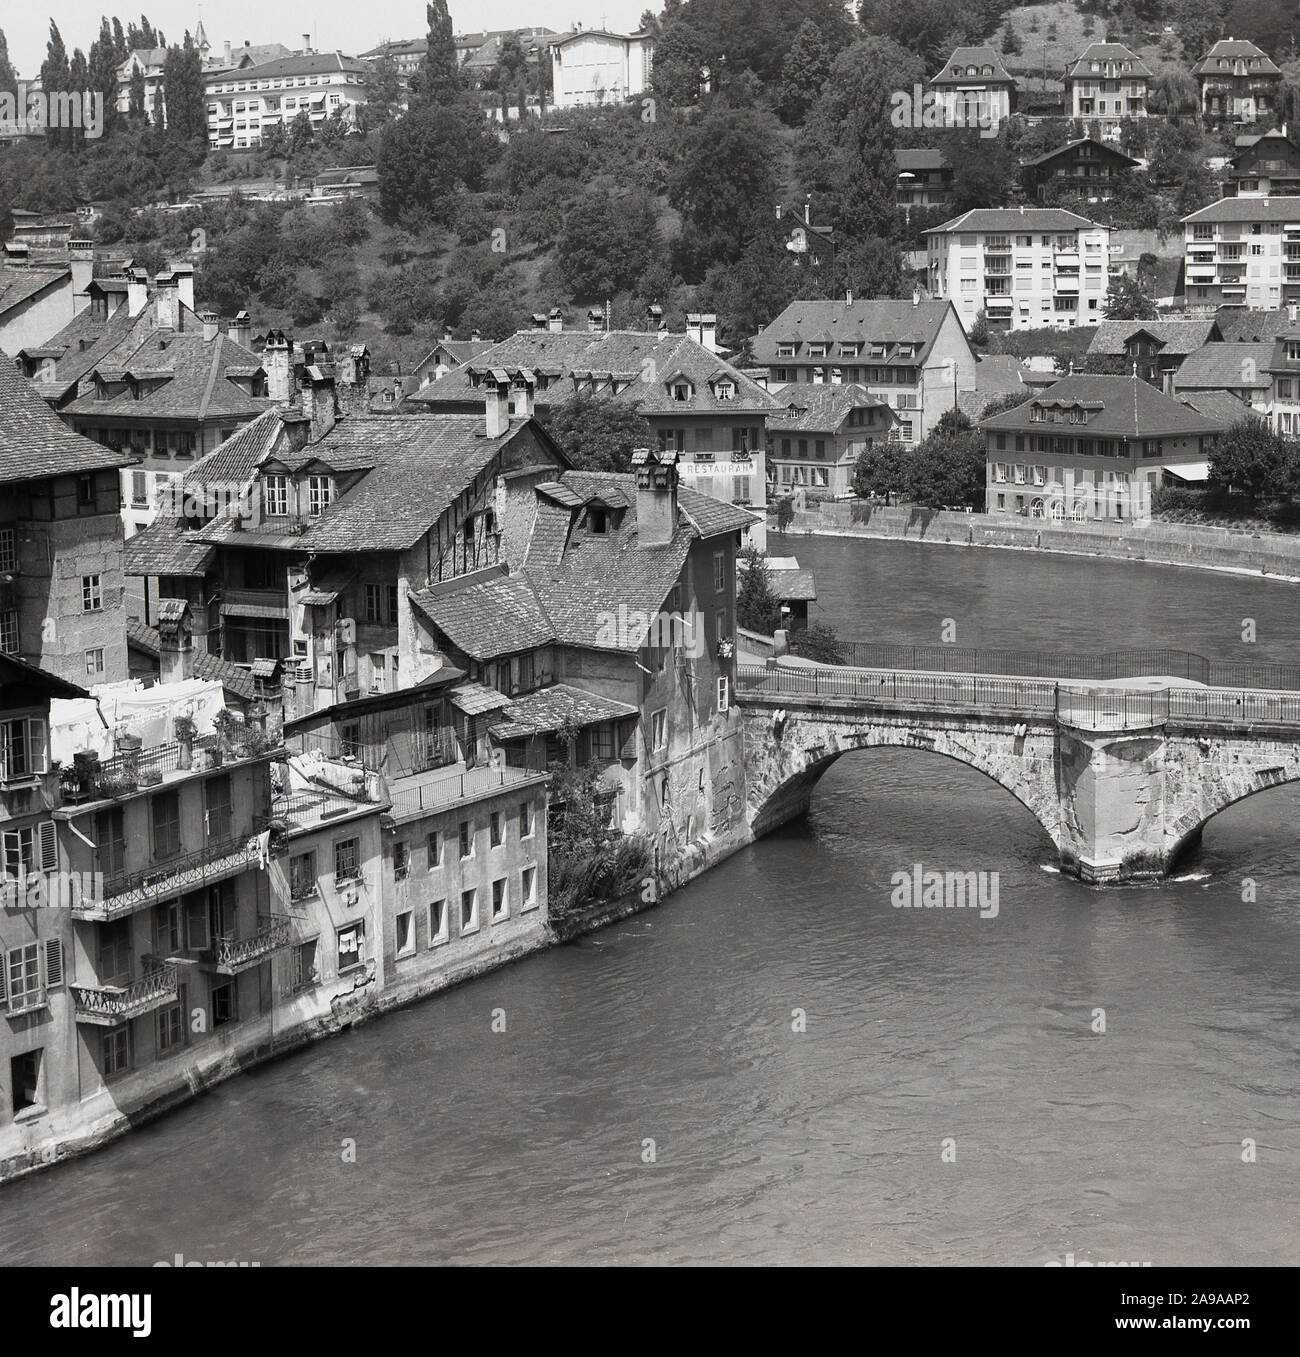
300, 371, 337, 440
227, 310, 252, 348
699, 312, 717, 353
470, 328, 481, 342
173, 263, 195, 313
775, 202, 783, 220
302, 33, 312, 54
912, 286, 921, 307
127, 268, 149, 318
224, 40, 232, 65
647, 302, 664, 329
157, 601, 194, 685
510, 371, 535, 419
632, 447, 678, 548
199, 310, 220, 342
155, 272, 179, 331
69, 239, 94, 315
484, 372, 511, 437
336, 346, 371, 419
587, 308, 603, 332
845, 287, 853, 306
263, 330, 293, 404
548, 307, 563, 333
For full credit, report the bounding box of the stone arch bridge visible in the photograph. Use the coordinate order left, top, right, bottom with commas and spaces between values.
737, 663, 1300, 884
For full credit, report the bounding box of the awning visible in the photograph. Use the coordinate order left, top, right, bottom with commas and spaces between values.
221, 601, 289, 620
1163, 461, 1210, 482
449, 682, 513, 716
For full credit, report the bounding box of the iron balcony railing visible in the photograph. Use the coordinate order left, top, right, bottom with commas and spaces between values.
74, 834, 266, 921
387, 764, 546, 820
72, 964, 179, 1026
735, 664, 1300, 730
208, 915, 293, 974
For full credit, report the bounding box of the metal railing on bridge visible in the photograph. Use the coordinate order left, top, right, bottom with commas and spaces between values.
735, 664, 1300, 730
824, 642, 1300, 692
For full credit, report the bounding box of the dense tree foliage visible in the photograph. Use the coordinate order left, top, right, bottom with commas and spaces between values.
540, 395, 655, 473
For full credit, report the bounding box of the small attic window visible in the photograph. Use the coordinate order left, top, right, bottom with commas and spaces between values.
588, 507, 608, 535
714, 380, 735, 400
672, 382, 690, 401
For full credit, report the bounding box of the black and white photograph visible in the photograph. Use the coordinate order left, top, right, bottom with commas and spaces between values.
0, 0, 1294, 1304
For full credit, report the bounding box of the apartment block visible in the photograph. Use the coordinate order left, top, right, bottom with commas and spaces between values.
1181, 197, 1300, 310
926, 208, 1111, 331
205, 49, 368, 149
751, 298, 976, 446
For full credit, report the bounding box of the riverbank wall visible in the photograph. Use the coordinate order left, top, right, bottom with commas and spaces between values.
783, 503, 1300, 580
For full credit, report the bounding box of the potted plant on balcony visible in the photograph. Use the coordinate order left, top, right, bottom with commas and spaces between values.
213, 708, 241, 761
174, 715, 196, 770
67, 749, 100, 801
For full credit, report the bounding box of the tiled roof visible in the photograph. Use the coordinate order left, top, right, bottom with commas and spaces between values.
1182, 196, 1300, 224
20, 301, 140, 402
972, 356, 1032, 395
1063, 43, 1152, 79
1020, 137, 1139, 169
449, 682, 514, 715
488, 683, 637, 740
184, 409, 286, 491
284, 416, 530, 552
1215, 308, 1300, 342
405, 330, 781, 416
1193, 39, 1280, 77
979, 374, 1230, 438
224, 52, 367, 80
522, 468, 752, 652
751, 299, 958, 366
930, 46, 1014, 86
765, 567, 817, 602
0, 265, 69, 318
126, 619, 258, 699
1171, 343, 1273, 390
62, 306, 271, 423
1086, 320, 1221, 357
766, 383, 891, 433
410, 570, 555, 660
927, 208, 1101, 233
123, 520, 216, 577
0, 357, 134, 485
1176, 390, 1258, 425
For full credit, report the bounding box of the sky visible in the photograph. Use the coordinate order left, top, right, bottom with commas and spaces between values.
4, 0, 651, 75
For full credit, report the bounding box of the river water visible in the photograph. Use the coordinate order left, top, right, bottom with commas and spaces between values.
3, 536, 1299, 1266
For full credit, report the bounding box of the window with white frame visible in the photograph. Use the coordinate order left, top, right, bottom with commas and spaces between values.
0, 610, 17, 655
521, 865, 538, 911
429, 899, 449, 945
460, 888, 478, 933
82, 574, 102, 612
395, 910, 415, 957
307, 475, 333, 516
1, 717, 48, 781
263, 474, 289, 516
0, 527, 14, 573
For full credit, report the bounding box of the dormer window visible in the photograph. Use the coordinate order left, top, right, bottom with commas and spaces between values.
672, 382, 690, 401
588, 507, 608, 535
307, 475, 333, 516
776, 343, 796, 359
1030, 405, 1044, 422
714, 380, 735, 400
966, 65, 976, 76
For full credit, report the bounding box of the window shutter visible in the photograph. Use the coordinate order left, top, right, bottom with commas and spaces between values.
39, 821, 57, 872
30, 718, 48, 774
0, 950, 6, 1005
45, 939, 63, 988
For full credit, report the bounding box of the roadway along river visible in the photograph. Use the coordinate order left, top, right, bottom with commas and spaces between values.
3, 536, 1299, 1265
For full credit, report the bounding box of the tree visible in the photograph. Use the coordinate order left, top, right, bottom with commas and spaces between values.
40, 22, 71, 149
861, 0, 973, 66
1103, 273, 1157, 320
853, 437, 910, 501
649, 19, 706, 105
800, 39, 922, 245
1002, 21, 1022, 56
88, 19, 121, 138
789, 621, 845, 662
777, 19, 831, 125
129, 64, 147, 122
1209, 420, 1299, 502
415, 0, 460, 104
1173, 0, 1222, 60
0, 27, 18, 92
557, 192, 662, 297
669, 105, 781, 279
363, 51, 403, 128
903, 410, 988, 509
376, 101, 495, 227
736, 547, 783, 635
161, 36, 208, 150
540, 394, 655, 473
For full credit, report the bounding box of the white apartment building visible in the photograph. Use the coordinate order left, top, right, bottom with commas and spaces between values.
1063, 42, 1149, 139
926, 208, 1111, 332
1182, 197, 1300, 311
549, 30, 654, 108
205, 51, 368, 149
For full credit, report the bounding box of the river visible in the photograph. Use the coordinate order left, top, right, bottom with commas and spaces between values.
2, 536, 1298, 1265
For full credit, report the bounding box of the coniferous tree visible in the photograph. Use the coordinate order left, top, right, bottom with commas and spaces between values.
0, 27, 17, 91
161, 34, 206, 153
416, 0, 460, 104
40, 23, 72, 148
89, 18, 121, 137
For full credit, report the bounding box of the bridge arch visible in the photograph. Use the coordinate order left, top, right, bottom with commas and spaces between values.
742, 702, 1062, 848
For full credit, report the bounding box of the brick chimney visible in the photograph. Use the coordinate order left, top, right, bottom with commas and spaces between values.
263, 330, 293, 404
509, 371, 535, 418
199, 311, 220, 342
156, 599, 194, 685
155, 272, 180, 331
335, 346, 371, 420
631, 447, 678, 548
227, 310, 252, 348
69, 239, 94, 315
127, 268, 149, 318
300, 370, 337, 440
484, 371, 512, 437
173, 263, 195, 313
548, 307, 564, 333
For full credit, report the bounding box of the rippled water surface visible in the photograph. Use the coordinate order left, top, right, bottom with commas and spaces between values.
2, 536, 1298, 1265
